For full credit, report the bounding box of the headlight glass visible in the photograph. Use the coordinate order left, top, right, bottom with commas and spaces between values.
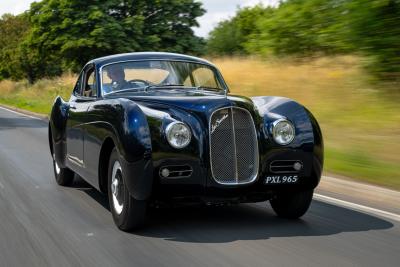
166, 122, 191, 149
272, 119, 295, 145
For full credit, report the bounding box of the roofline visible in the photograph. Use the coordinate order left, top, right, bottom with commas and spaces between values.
88, 52, 215, 68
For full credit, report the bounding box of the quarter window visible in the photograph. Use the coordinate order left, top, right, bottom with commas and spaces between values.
83, 68, 96, 97
73, 73, 83, 96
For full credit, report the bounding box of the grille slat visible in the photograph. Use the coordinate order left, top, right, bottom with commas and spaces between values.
209, 107, 258, 184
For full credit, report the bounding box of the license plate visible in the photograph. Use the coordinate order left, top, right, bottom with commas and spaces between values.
264, 175, 299, 184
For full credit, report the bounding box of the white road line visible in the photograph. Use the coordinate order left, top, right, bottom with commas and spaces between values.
2, 104, 400, 222
315, 193, 400, 222
0, 106, 43, 120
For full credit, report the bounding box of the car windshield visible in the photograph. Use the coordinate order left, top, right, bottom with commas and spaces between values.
101, 60, 226, 95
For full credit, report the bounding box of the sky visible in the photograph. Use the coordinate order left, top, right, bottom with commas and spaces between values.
0, 0, 279, 37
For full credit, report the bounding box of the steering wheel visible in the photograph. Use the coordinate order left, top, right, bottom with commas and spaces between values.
127, 79, 151, 86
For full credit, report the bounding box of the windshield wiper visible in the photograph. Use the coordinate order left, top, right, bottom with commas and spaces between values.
196, 86, 223, 92
105, 87, 146, 95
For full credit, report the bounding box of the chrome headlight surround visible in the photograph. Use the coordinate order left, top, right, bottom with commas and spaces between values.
271, 119, 295, 145
165, 121, 192, 149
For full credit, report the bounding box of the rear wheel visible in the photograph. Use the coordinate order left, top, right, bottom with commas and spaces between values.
108, 148, 146, 231
270, 190, 313, 219
52, 153, 74, 186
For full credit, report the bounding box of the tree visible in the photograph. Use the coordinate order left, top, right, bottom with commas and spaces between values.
25, 0, 205, 79
207, 5, 273, 55
348, 0, 400, 80
207, 19, 242, 55
128, 0, 205, 54
0, 13, 30, 80
245, 0, 353, 56
206, 0, 400, 81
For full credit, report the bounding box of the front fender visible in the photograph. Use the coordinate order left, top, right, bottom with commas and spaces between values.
251, 96, 324, 188
120, 99, 153, 200
252, 96, 314, 146
114, 98, 152, 162
99, 98, 153, 200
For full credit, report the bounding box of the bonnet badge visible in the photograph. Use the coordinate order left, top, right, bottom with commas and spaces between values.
211, 113, 229, 134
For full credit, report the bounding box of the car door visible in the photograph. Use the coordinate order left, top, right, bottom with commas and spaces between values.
66, 65, 97, 175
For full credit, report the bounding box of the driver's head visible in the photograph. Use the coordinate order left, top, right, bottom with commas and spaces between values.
107, 65, 125, 83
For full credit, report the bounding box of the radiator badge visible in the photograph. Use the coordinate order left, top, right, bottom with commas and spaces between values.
211, 113, 229, 134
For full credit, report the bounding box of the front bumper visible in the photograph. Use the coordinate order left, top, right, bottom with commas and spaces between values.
151, 149, 322, 201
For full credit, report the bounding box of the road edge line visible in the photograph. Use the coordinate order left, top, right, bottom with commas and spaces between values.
314, 193, 400, 222
0, 105, 48, 121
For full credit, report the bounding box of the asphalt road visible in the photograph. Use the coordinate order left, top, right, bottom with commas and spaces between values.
0, 106, 399, 267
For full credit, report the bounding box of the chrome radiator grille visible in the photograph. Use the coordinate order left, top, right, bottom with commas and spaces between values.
209, 107, 259, 184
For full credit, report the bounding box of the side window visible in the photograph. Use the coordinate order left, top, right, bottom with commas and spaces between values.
83, 68, 97, 97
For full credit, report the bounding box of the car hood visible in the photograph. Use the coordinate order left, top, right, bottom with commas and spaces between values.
105, 90, 256, 115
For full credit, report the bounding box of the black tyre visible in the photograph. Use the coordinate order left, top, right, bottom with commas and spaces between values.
52, 153, 74, 186
270, 189, 313, 219
108, 148, 146, 231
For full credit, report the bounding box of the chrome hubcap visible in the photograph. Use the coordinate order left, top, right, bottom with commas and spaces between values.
53, 154, 60, 174
111, 161, 124, 215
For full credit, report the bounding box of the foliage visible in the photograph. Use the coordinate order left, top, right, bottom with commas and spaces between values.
207, 5, 273, 55
0, 0, 205, 83
207, 0, 400, 81
0, 14, 30, 81
1, 0, 399, 82
245, 0, 353, 56
348, 0, 400, 79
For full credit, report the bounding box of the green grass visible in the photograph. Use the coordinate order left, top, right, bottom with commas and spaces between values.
325, 148, 400, 189
0, 76, 74, 114
0, 56, 399, 190
0, 97, 50, 114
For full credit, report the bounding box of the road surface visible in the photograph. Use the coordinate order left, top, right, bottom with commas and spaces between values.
0, 106, 399, 266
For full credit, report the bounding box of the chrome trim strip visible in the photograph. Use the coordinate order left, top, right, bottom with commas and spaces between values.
269, 160, 303, 174
158, 165, 193, 179
230, 107, 239, 183
209, 106, 259, 185
67, 154, 84, 167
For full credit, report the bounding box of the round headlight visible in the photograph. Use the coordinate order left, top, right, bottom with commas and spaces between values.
272, 119, 295, 145
166, 122, 191, 149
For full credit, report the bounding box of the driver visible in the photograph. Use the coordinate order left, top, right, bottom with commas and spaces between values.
106, 65, 129, 92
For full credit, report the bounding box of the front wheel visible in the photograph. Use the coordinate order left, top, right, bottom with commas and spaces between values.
270, 189, 313, 219
52, 154, 74, 186
108, 148, 146, 231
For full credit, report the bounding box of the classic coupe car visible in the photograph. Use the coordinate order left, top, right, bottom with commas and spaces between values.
49, 52, 323, 231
